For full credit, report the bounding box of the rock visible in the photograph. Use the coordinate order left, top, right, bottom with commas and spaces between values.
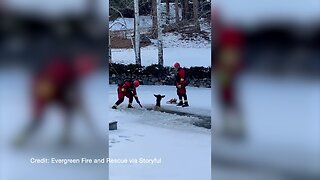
108, 64, 211, 88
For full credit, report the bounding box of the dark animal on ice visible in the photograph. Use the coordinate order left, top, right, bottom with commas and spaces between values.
154, 94, 165, 108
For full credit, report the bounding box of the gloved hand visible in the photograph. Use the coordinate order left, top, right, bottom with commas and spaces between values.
177, 84, 182, 88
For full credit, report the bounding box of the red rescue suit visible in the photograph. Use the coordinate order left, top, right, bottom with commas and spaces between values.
117, 81, 137, 99
176, 68, 187, 94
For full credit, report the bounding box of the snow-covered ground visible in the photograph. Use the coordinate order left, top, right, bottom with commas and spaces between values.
110, 29, 211, 66
108, 85, 211, 180
109, 15, 211, 49
109, 13, 211, 67
111, 47, 211, 67
152, 32, 211, 48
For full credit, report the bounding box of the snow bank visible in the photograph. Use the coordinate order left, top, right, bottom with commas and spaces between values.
111, 47, 211, 67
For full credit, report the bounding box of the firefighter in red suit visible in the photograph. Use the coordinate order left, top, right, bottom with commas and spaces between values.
174, 62, 189, 107
216, 27, 243, 107
15, 53, 97, 145
112, 80, 142, 109
215, 10, 245, 138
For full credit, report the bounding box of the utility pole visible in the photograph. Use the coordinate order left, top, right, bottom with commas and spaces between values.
134, 0, 141, 65
157, 0, 164, 66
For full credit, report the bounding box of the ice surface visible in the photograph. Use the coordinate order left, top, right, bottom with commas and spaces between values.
108, 85, 211, 180
0, 68, 109, 180
2, 69, 318, 179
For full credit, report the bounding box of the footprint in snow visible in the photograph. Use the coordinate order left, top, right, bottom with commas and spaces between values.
134, 134, 144, 137
109, 139, 120, 144
119, 135, 130, 138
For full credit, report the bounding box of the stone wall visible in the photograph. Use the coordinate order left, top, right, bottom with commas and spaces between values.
109, 63, 211, 88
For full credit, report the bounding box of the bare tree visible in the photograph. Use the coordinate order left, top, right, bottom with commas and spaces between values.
174, 0, 180, 23
166, 0, 170, 25
192, 0, 200, 32
109, 6, 136, 63
134, 0, 141, 65
157, 0, 164, 65
184, 0, 189, 20
151, 0, 158, 38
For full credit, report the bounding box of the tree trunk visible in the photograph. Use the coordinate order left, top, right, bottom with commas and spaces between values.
151, 0, 158, 38
134, 0, 141, 65
109, 33, 112, 62
166, 0, 170, 25
184, 0, 189, 20
181, 0, 185, 20
157, 0, 164, 66
192, 0, 200, 32
174, 0, 179, 23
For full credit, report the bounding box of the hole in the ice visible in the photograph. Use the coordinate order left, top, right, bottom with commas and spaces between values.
145, 106, 211, 129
